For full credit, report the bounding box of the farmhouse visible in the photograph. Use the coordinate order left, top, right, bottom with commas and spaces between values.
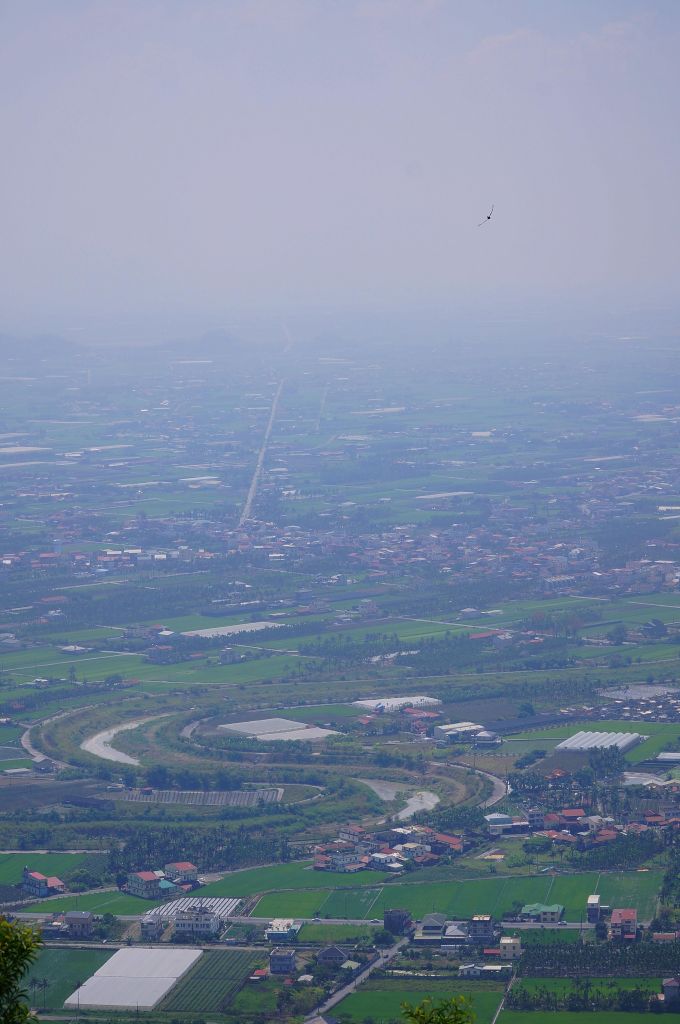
21, 867, 65, 898
458, 963, 511, 979
127, 871, 162, 899
520, 903, 564, 923
609, 908, 638, 940
164, 861, 198, 883
413, 912, 447, 944
317, 945, 350, 966
65, 910, 94, 937
270, 948, 297, 975
499, 935, 522, 960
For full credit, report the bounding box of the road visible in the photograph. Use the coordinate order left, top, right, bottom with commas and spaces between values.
19, 706, 100, 769
239, 379, 284, 526
306, 936, 409, 1021
491, 973, 517, 1024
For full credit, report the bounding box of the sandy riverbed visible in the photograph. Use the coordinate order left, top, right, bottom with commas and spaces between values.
80, 715, 167, 765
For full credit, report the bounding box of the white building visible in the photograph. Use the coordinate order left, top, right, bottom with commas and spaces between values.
434, 722, 484, 743
174, 905, 221, 936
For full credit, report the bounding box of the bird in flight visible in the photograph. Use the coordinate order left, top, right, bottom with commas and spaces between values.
478, 204, 494, 227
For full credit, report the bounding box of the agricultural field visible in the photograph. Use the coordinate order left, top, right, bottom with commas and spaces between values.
159, 949, 264, 1012
335, 979, 505, 1024
318, 886, 384, 920
0, 852, 101, 886
0, 723, 24, 745
24, 948, 113, 1010
252, 870, 662, 923
298, 922, 380, 943
513, 977, 661, 997
29, 890, 155, 915
199, 861, 392, 899
253, 888, 328, 918
507, 720, 680, 763
500, 1011, 659, 1024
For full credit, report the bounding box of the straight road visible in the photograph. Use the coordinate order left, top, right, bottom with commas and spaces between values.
239, 379, 284, 526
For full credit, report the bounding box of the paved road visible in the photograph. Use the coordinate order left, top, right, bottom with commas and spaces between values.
239, 379, 284, 525
306, 936, 409, 1021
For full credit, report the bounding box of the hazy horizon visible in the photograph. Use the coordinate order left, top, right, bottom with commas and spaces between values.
2, 0, 680, 338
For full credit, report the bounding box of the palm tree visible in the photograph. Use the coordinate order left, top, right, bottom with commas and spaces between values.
29, 978, 39, 1007
40, 977, 50, 1009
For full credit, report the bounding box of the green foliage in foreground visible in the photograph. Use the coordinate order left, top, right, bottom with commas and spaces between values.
0, 917, 41, 1024
402, 995, 476, 1024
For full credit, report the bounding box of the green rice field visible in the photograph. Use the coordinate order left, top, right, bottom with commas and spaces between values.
335, 979, 504, 1024
24, 948, 113, 1009
252, 870, 662, 923
500, 1011, 659, 1024
198, 861, 391, 898
28, 890, 154, 915
0, 852, 95, 886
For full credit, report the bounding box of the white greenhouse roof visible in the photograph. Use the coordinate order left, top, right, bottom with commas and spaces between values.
64, 947, 201, 1010
555, 730, 643, 752
352, 695, 441, 710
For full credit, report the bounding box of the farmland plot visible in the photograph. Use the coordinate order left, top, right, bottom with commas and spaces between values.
160, 950, 263, 1012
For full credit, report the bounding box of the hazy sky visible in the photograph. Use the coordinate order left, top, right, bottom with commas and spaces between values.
1, 0, 679, 333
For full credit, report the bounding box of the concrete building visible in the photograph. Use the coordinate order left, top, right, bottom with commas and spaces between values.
141, 915, 164, 940
65, 911, 94, 937
609, 908, 637, 940
587, 894, 601, 923
499, 935, 522, 960
269, 948, 297, 975
384, 908, 412, 934
164, 861, 198, 883
527, 808, 544, 830
127, 871, 162, 899
469, 915, 495, 941
174, 905, 221, 937
434, 722, 484, 743
662, 978, 680, 1004
265, 918, 301, 943
22, 867, 65, 898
